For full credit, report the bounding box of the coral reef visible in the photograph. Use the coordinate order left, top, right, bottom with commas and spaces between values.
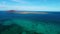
0, 18, 60, 34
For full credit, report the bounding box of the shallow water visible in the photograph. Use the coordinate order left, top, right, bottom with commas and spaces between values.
0, 11, 60, 34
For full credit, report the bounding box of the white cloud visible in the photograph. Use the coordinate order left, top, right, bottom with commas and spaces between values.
0, 1, 7, 8
12, 0, 21, 2
0, 5, 48, 11
11, 0, 28, 4
0, 5, 60, 11
44, 0, 47, 2
46, 7, 60, 11
39, 0, 47, 3
0, 1, 6, 5
0, 1, 6, 8
0, 5, 5, 8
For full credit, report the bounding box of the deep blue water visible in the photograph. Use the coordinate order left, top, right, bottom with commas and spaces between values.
0, 11, 60, 34
0, 11, 60, 25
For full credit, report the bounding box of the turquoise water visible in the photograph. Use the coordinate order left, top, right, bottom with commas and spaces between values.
0, 11, 60, 34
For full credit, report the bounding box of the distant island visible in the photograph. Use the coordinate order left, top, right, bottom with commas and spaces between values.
15, 12, 48, 14
7, 10, 48, 14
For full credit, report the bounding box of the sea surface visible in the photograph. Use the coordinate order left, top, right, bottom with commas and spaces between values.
0, 11, 60, 34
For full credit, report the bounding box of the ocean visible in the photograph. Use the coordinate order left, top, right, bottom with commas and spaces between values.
0, 11, 60, 34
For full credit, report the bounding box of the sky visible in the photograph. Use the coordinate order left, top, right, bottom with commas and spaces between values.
0, 0, 60, 11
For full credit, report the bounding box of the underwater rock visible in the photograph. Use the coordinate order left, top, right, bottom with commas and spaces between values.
0, 18, 12, 25
1, 24, 25, 34
0, 25, 14, 34
57, 32, 60, 34
22, 31, 27, 34
33, 32, 44, 34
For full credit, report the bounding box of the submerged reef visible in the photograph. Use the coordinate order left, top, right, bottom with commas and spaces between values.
0, 18, 60, 34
